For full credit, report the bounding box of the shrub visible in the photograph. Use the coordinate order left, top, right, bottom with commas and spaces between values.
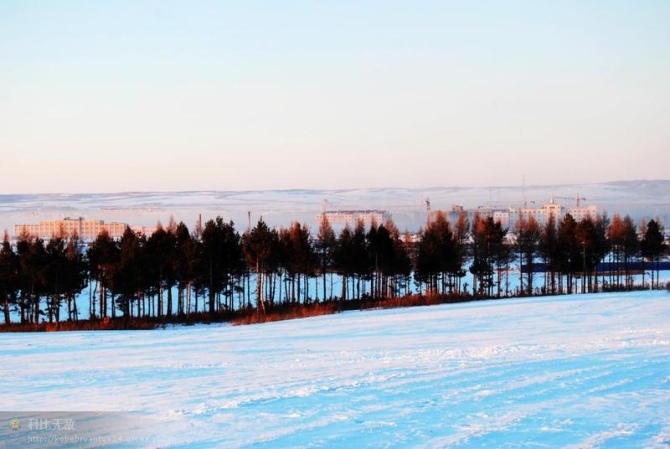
232, 301, 339, 325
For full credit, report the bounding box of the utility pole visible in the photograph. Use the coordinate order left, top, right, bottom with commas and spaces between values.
425, 197, 431, 228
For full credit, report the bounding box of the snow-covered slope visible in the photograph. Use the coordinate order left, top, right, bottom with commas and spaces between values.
2, 291, 670, 448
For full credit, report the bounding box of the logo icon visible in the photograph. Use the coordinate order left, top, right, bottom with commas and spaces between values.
9, 418, 20, 431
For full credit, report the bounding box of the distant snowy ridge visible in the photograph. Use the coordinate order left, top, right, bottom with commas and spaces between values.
1, 180, 669, 234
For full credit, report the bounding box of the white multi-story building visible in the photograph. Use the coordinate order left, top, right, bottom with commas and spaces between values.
566, 205, 598, 223
317, 210, 392, 229
509, 200, 564, 228
509, 198, 597, 229
14, 217, 128, 241
434, 198, 598, 231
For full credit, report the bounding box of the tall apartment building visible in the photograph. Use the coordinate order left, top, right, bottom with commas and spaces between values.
14, 217, 128, 241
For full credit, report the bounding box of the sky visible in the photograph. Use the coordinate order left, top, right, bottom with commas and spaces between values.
1, 1, 669, 194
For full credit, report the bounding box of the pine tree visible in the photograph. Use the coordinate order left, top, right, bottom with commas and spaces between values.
416, 211, 459, 295
173, 222, 193, 316
44, 232, 67, 322
333, 225, 355, 301
0, 231, 19, 324
242, 218, 279, 315
539, 214, 559, 294
453, 211, 470, 294
513, 214, 540, 296
315, 214, 336, 301
619, 215, 640, 289
279, 222, 316, 304
470, 215, 506, 297
383, 219, 412, 298
145, 224, 175, 318
592, 214, 611, 292
201, 217, 244, 315
62, 232, 87, 321
17, 233, 48, 323
642, 219, 666, 289
607, 214, 626, 288
607, 214, 640, 289
87, 230, 120, 319
351, 219, 369, 300
367, 221, 401, 299
116, 227, 143, 318
557, 214, 580, 294
575, 215, 609, 293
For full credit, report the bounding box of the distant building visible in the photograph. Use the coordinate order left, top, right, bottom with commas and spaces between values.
510, 198, 597, 228
439, 205, 472, 226
317, 210, 391, 229
509, 200, 564, 228
14, 217, 128, 241
433, 205, 511, 228
430, 198, 598, 230
566, 204, 598, 223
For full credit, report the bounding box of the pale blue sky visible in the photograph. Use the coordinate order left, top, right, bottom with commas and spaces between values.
1, 1, 668, 194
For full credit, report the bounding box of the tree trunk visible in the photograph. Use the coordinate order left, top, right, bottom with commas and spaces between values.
305, 274, 309, 304
341, 275, 347, 301
72, 293, 78, 321
99, 281, 105, 318
110, 293, 115, 319
3, 297, 10, 325
34, 294, 40, 324
167, 284, 173, 317
322, 261, 327, 300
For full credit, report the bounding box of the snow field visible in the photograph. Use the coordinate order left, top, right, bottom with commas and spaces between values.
2, 291, 670, 448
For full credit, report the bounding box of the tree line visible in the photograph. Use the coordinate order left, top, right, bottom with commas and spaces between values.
0, 211, 667, 325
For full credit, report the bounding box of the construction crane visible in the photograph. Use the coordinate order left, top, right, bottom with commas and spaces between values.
552, 195, 586, 208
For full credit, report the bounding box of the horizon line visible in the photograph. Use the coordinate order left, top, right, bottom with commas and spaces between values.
1, 178, 668, 198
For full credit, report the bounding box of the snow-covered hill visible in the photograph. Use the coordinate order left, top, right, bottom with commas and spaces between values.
2, 291, 669, 448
